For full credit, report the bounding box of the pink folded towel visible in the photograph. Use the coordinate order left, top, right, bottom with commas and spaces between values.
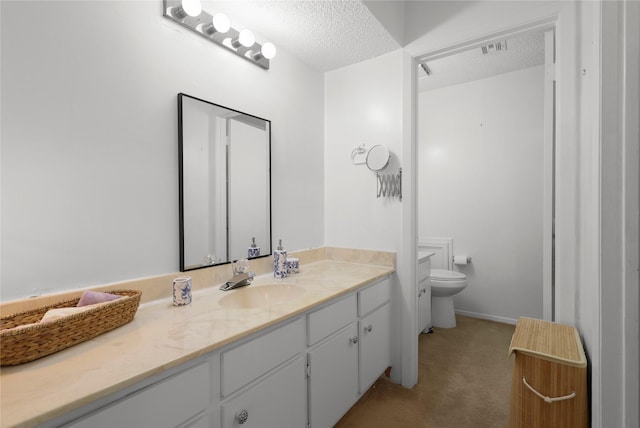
76, 290, 122, 307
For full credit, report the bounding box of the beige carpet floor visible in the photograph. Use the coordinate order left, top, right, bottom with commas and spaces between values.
335, 315, 516, 428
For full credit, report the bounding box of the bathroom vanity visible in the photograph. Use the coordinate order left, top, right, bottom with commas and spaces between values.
0, 250, 394, 428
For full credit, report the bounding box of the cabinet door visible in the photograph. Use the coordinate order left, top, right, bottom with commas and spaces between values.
66, 362, 212, 428
221, 357, 306, 428
359, 303, 390, 393
418, 278, 430, 334
308, 323, 359, 428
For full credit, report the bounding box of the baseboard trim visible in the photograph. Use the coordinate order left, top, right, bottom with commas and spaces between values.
455, 309, 518, 325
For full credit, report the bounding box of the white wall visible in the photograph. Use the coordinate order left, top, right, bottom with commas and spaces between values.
419, 66, 545, 323
324, 51, 403, 253
0, 1, 324, 301
325, 49, 418, 387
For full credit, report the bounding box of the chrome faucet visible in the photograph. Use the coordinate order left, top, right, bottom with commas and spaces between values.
219, 272, 254, 291
219, 259, 254, 291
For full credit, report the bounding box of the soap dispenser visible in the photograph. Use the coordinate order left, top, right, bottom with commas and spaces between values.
248, 237, 260, 259
273, 239, 287, 278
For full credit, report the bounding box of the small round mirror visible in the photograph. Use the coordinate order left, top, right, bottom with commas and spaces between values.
366, 144, 390, 171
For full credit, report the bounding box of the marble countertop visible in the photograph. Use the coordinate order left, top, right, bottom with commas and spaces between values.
0, 259, 394, 428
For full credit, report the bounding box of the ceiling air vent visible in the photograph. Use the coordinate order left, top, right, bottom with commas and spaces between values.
481, 41, 508, 55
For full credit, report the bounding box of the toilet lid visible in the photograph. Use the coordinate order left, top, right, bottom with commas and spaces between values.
430, 269, 466, 281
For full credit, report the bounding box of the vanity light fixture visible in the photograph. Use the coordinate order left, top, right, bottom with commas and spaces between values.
202, 13, 231, 36
212, 13, 231, 33
232, 29, 255, 48
163, 0, 276, 70
254, 42, 277, 60
171, 0, 202, 20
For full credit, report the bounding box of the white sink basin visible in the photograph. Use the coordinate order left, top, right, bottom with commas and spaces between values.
218, 284, 305, 309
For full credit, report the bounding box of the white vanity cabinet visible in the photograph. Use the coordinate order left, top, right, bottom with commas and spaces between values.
357, 278, 391, 393
418, 254, 432, 334
220, 318, 306, 428
306, 278, 391, 427
53, 276, 393, 428
64, 360, 216, 428
307, 295, 359, 428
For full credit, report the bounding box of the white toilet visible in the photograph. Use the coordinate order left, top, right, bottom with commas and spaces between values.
430, 269, 468, 328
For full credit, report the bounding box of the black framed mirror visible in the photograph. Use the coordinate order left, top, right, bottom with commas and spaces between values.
178, 93, 272, 271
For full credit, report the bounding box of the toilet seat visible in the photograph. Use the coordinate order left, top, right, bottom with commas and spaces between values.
430, 269, 466, 281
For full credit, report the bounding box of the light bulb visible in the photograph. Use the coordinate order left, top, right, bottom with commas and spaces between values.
212, 13, 230, 33
261, 42, 276, 59
181, 0, 201, 17
238, 29, 255, 48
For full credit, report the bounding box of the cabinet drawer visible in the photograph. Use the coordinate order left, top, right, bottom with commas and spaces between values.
183, 414, 213, 428
67, 362, 211, 428
358, 277, 390, 317
221, 318, 304, 396
307, 294, 356, 346
418, 258, 431, 282
221, 357, 306, 428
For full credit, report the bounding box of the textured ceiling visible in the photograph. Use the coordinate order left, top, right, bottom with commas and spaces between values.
205, 1, 547, 81
208, 0, 402, 71
418, 29, 548, 92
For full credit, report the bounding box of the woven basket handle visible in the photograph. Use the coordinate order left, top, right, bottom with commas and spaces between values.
522, 377, 576, 403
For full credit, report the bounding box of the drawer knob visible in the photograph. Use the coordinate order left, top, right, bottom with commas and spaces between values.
350, 336, 359, 344
365, 324, 373, 333
236, 409, 249, 424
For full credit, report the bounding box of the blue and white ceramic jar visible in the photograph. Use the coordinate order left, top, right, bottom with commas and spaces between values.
173, 276, 192, 306
286, 257, 300, 274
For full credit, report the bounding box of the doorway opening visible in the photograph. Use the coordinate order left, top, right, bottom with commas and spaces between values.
415, 22, 557, 324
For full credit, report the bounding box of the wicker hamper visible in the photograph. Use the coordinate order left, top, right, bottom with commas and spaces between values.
508, 317, 588, 428
0, 289, 142, 366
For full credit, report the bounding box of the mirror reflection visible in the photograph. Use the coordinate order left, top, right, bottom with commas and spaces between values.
178, 93, 271, 271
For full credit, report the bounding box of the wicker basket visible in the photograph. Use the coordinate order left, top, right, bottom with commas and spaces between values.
508, 317, 588, 427
0, 289, 142, 366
